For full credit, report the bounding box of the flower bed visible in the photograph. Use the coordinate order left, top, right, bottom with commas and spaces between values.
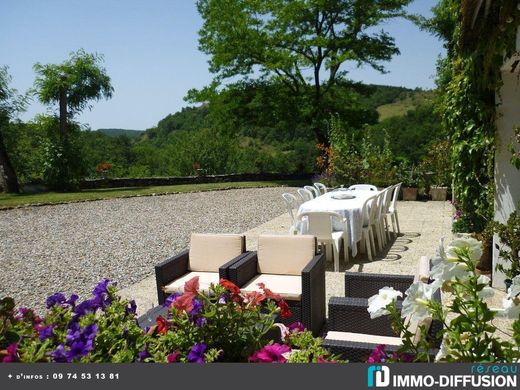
0, 277, 337, 363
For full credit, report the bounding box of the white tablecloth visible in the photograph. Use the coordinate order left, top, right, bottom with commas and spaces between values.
297, 190, 380, 257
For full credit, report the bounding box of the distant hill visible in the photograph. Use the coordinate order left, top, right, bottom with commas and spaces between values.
376, 89, 435, 121
96, 128, 144, 138
142, 84, 434, 142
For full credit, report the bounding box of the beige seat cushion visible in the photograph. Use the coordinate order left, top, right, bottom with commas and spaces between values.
257, 234, 316, 276
189, 233, 244, 272
325, 331, 402, 346
163, 271, 220, 294
413, 256, 431, 283
241, 274, 302, 301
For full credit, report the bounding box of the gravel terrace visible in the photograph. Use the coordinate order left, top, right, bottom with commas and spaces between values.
0, 187, 292, 313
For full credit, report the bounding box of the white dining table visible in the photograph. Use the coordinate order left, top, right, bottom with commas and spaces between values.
297, 189, 381, 257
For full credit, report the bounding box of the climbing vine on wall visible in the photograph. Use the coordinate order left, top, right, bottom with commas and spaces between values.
437, 0, 520, 233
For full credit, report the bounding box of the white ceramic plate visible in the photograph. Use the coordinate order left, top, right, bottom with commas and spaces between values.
331, 193, 356, 200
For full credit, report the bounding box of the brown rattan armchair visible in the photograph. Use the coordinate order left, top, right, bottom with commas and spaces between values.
154, 233, 249, 305
227, 234, 326, 336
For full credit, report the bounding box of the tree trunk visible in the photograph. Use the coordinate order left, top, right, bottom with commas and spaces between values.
0, 129, 20, 193
59, 87, 67, 142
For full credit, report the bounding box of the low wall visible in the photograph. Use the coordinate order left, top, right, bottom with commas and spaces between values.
79, 173, 312, 190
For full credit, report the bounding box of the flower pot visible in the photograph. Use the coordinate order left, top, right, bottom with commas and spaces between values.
430, 186, 448, 201
401, 187, 418, 201
476, 239, 493, 273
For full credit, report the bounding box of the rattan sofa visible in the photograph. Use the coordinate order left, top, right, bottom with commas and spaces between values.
227, 234, 326, 336
322, 257, 442, 361
154, 233, 249, 305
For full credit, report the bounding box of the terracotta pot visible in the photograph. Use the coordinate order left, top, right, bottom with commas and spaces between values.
476, 240, 493, 272
402, 187, 418, 201
430, 186, 448, 201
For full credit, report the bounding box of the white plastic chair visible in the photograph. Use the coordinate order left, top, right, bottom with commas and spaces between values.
304, 185, 320, 198
381, 185, 395, 240
372, 191, 387, 251
348, 184, 378, 191
282, 193, 301, 234
386, 183, 402, 235
314, 182, 328, 195
360, 195, 378, 262
297, 188, 314, 203
298, 211, 350, 272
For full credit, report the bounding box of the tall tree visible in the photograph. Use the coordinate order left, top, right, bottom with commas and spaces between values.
33, 50, 113, 143
33, 50, 113, 190
0, 66, 26, 193
196, 0, 412, 144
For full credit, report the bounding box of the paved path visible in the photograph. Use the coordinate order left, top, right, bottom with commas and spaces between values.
120, 200, 457, 315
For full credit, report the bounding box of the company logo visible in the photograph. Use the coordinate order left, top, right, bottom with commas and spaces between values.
367, 365, 390, 388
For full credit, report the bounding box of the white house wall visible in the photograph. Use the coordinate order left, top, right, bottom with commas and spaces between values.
492, 27, 520, 289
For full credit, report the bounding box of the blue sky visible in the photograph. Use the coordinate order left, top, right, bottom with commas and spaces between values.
0, 0, 443, 131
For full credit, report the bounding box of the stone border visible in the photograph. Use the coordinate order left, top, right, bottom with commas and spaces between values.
80, 172, 312, 190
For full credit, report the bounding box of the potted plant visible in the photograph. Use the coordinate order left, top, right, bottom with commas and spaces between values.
421, 140, 452, 201
397, 162, 421, 201
473, 222, 495, 277
495, 210, 520, 290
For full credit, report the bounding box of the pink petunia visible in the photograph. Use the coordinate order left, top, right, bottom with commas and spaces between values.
249, 343, 291, 363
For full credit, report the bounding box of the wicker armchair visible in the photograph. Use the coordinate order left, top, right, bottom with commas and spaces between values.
227, 234, 326, 336
322, 257, 442, 361
154, 233, 248, 305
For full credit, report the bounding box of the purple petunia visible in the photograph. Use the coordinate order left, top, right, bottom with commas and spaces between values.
90, 279, 113, 309
50, 344, 70, 363
82, 324, 98, 340
189, 298, 203, 316
193, 317, 207, 327
66, 294, 79, 307
93, 279, 110, 297
46, 293, 66, 309
163, 292, 182, 308
62, 323, 98, 361
137, 348, 151, 362
187, 343, 207, 363
73, 298, 100, 319
126, 300, 137, 316
38, 324, 55, 341
67, 340, 93, 361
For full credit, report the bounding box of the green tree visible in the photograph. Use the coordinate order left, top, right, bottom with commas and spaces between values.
33, 50, 113, 190
0, 66, 27, 193
195, 0, 411, 145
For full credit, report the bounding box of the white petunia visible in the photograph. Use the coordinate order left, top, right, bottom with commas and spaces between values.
445, 237, 483, 264
500, 298, 520, 320
367, 287, 403, 319
431, 260, 472, 283
476, 275, 494, 299
434, 338, 450, 362
401, 281, 439, 322
507, 275, 520, 299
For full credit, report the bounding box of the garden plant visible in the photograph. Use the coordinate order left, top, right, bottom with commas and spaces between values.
367, 237, 520, 362
0, 277, 337, 363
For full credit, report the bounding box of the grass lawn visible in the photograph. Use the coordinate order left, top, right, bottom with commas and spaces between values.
0, 180, 306, 209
